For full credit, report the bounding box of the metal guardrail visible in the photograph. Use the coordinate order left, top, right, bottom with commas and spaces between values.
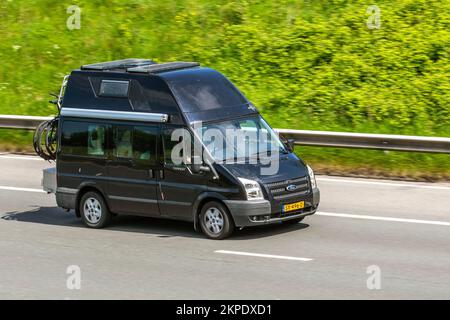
0, 115, 52, 130
1, 115, 449, 154
277, 129, 450, 154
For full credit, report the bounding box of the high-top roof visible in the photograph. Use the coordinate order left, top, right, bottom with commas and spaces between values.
68, 59, 255, 124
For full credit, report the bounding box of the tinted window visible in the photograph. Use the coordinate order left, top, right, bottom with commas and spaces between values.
87, 125, 106, 156
134, 126, 157, 163
168, 70, 247, 112
162, 126, 193, 165
112, 125, 158, 165
61, 121, 106, 157
113, 126, 133, 158
129, 78, 179, 113
99, 80, 129, 98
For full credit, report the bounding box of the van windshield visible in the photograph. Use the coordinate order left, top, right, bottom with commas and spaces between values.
169, 69, 247, 112
198, 116, 288, 162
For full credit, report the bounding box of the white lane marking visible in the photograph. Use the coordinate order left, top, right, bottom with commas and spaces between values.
316, 177, 450, 191
0, 186, 45, 193
1, 182, 449, 227
316, 211, 450, 227
0, 155, 42, 161
215, 250, 313, 262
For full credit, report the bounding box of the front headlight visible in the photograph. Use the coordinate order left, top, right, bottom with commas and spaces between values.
307, 165, 317, 189
237, 177, 264, 201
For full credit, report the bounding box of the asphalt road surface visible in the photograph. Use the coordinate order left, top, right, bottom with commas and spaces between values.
0, 153, 449, 299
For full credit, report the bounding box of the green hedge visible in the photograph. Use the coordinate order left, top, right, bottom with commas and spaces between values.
0, 0, 449, 179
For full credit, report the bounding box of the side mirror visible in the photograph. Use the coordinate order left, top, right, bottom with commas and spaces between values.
189, 155, 211, 174
286, 138, 295, 152
280, 135, 295, 153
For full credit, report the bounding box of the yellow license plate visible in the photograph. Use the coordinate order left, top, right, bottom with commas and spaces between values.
283, 201, 305, 213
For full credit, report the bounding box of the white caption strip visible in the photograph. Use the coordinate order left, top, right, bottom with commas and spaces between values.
215, 250, 313, 262
0, 186, 45, 193
316, 211, 450, 227
0, 155, 43, 161
317, 177, 450, 191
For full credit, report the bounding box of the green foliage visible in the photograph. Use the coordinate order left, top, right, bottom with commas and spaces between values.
0, 0, 449, 178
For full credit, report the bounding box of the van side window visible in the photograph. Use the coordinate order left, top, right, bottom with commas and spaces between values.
87, 125, 106, 156
99, 80, 129, 98
61, 121, 106, 157
113, 126, 133, 158
163, 126, 193, 165
112, 125, 157, 165
133, 126, 157, 164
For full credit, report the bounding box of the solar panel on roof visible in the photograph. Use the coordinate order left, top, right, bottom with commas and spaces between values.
81, 59, 155, 71
127, 62, 200, 74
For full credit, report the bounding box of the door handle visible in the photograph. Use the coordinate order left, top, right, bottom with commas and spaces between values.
148, 169, 163, 179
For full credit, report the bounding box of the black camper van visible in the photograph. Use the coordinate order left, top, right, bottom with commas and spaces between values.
40, 59, 320, 239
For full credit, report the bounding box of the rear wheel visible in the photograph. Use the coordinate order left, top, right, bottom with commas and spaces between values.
199, 201, 235, 240
80, 191, 111, 229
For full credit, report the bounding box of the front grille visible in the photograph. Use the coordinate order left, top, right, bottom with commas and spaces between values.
265, 176, 310, 201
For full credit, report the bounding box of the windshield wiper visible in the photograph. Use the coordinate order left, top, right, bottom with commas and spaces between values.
248, 150, 287, 158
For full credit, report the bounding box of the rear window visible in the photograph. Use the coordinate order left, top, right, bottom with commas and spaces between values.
168, 70, 247, 112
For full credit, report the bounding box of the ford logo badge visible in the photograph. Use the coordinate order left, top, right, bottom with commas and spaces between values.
286, 184, 297, 192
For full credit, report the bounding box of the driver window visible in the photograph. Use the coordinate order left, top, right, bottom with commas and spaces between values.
163, 126, 194, 166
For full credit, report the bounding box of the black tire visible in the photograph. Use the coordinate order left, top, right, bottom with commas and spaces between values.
79, 191, 111, 229
284, 216, 305, 225
199, 201, 235, 240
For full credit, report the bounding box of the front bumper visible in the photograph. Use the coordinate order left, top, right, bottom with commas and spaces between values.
224, 188, 320, 227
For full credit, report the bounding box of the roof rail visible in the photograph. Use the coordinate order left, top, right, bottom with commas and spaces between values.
81, 59, 155, 71
127, 61, 200, 74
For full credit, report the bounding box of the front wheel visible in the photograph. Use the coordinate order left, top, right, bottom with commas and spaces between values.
199, 201, 235, 240
80, 191, 111, 229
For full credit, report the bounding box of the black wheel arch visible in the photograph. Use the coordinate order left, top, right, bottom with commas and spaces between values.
192, 192, 231, 231
75, 182, 109, 217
